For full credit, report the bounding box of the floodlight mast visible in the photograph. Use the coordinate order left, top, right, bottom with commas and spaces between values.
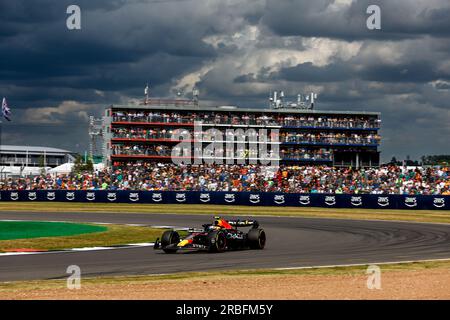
88, 115, 103, 161
192, 87, 199, 107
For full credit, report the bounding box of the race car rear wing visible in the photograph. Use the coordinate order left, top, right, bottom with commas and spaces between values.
227, 219, 259, 228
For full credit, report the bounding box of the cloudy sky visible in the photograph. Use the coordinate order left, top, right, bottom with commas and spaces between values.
1, 0, 449, 161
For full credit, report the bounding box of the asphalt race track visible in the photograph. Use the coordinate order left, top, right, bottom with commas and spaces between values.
0, 211, 449, 282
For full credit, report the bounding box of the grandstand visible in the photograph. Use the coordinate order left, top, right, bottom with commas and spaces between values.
102, 98, 381, 168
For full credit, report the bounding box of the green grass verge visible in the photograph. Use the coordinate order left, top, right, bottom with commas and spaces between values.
0, 221, 107, 241
1, 202, 449, 224
0, 224, 162, 252
1, 259, 449, 291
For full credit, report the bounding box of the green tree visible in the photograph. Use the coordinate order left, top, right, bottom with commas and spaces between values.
422, 155, 450, 166
38, 155, 46, 175
389, 156, 398, 165
72, 155, 95, 173
72, 155, 85, 174
84, 158, 94, 172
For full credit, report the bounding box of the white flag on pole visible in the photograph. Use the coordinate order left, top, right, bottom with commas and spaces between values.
2, 97, 11, 121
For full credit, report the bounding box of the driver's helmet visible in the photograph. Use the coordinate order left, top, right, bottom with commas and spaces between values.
213, 216, 224, 228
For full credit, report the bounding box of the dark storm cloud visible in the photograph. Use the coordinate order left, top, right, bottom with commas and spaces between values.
271, 61, 354, 82
0, 0, 227, 152
261, 0, 450, 40
360, 61, 448, 83
234, 73, 257, 83
266, 59, 450, 84
0, 0, 220, 107
435, 82, 450, 90
1, 0, 450, 160
0, 1, 134, 39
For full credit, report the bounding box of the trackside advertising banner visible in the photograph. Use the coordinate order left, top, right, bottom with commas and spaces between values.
0, 190, 449, 210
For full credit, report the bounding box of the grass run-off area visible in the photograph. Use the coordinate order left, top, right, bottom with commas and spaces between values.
0, 202, 449, 224
0, 223, 162, 252
0, 221, 107, 241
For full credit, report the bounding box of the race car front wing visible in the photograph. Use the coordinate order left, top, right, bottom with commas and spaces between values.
154, 238, 209, 251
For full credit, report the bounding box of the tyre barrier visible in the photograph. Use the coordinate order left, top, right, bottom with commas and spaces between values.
0, 190, 449, 210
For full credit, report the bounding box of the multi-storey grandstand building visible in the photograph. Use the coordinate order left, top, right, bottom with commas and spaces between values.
102, 97, 381, 168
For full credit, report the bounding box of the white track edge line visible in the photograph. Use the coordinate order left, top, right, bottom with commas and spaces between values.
272, 257, 450, 271
0, 243, 154, 257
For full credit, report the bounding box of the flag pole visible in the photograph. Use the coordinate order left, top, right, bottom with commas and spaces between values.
0, 118, 2, 181
145, 83, 149, 105
0, 119, 3, 182
0, 99, 2, 170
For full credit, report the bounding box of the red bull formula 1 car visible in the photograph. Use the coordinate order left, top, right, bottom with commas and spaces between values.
154, 216, 266, 253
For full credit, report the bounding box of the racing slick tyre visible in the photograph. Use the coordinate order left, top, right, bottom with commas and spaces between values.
161, 230, 180, 254
247, 228, 266, 249
207, 230, 227, 253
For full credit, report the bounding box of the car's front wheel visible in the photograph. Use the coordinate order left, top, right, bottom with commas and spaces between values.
161, 230, 180, 254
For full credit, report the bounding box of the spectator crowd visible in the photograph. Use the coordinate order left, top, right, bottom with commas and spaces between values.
112, 127, 380, 146
111, 143, 330, 161
1, 164, 449, 195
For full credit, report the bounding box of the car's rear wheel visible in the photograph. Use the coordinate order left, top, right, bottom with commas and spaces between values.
247, 228, 266, 249
161, 230, 180, 253
207, 230, 227, 253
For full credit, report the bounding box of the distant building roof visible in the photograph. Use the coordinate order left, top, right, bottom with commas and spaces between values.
0, 145, 74, 154
109, 103, 381, 116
